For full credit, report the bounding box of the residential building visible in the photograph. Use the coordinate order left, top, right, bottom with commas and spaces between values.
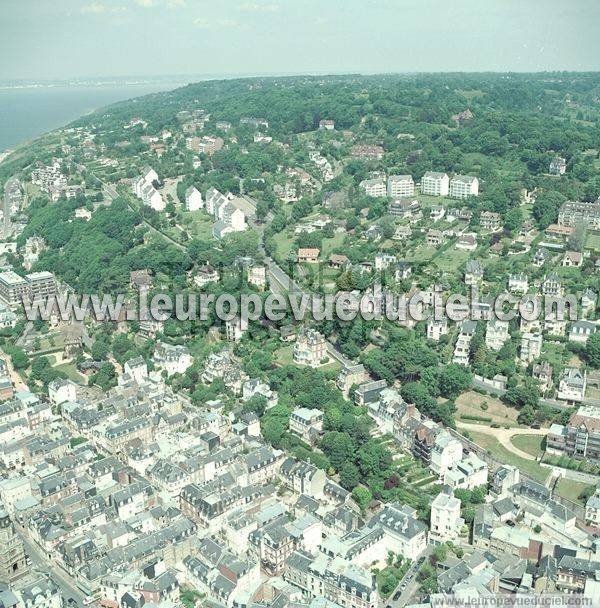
581, 289, 597, 318
449, 175, 479, 198
26, 271, 57, 301
520, 332, 542, 364
585, 488, 600, 526
465, 260, 484, 286
547, 405, 600, 462
387, 175, 414, 197
426, 229, 444, 246
185, 186, 203, 211
542, 273, 562, 297
569, 320, 597, 344
480, 211, 502, 231
359, 178, 386, 198
430, 431, 463, 477
549, 156, 567, 175
558, 200, 600, 229
427, 318, 448, 342
0, 271, 29, 307
453, 320, 477, 366
532, 362, 553, 394
444, 453, 488, 490
562, 250, 583, 267
421, 171, 449, 196
557, 367, 587, 403
430, 487, 464, 544
153, 342, 193, 376
293, 329, 327, 367
297, 248, 320, 264
508, 274, 528, 294
289, 408, 323, 443
337, 363, 368, 395
48, 378, 77, 406
486, 318, 510, 351
319, 119, 335, 130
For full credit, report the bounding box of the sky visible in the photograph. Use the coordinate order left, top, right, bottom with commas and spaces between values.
2, 0, 599, 81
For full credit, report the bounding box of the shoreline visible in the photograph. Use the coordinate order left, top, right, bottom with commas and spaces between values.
0, 150, 12, 165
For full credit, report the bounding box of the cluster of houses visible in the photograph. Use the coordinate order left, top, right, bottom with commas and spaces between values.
205, 188, 251, 240
132, 166, 165, 212
360, 172, 479, 200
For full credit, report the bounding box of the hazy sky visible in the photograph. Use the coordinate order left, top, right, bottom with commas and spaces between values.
2, 0, 599, 80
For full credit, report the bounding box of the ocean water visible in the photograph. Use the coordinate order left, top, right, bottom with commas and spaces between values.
0, 83, 182, 152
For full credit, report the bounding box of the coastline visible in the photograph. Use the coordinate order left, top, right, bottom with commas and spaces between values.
0, 150, 12, 165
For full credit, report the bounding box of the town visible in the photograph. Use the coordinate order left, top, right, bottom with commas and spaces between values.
0, 72, 598, 608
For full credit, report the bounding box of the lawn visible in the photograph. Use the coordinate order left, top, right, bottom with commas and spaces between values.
467, 430, 549, 483
585, 232, 600, 252
272, 230, 296, 261
320, 232, 346, 258
407, 245, 437, 263
555, 478, 595, 505
455, 391, 519, 425
433, 248, 470, 273
274, 344, 294, 366
53, 362, 86, 384
510, 434, 545, 458
180, 211, 214, 240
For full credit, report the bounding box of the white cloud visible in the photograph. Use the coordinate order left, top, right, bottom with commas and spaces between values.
81, 2, 126, 14
239, 2, 279, 13
193, 17, 240, 29
132, 0, 186, 7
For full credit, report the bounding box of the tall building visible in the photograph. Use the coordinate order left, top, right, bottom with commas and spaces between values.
0, 505, 27, 585
26, 271, 57, 301
421, 172, 449, 196
0, 271, 30, 307
449, 175, 479, 198
387, 175, 414, 197
430, 487, 464, 544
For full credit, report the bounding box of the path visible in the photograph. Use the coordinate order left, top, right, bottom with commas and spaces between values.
456, 422, 546, 461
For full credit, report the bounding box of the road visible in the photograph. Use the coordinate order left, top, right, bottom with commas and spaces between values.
21, 531, 86, 605
386, 554, 428, 608
2, 175, 18, 238
0, 346, 29, 392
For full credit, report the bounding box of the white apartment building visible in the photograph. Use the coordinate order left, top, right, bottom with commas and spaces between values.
421, 172, 449, 196
557, 367, 587, 403
449, 175, 479, 199
360, 178, 387, 198
444, 453, 488, 490
387, 175, 414, 197
430, 488, 464, 544
430, 431, 463, 477
520, 332, 543, 364
485, 318, 510, 351
185, 186, 203, 211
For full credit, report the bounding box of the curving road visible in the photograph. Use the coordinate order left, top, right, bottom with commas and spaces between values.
456, 422, 546, 461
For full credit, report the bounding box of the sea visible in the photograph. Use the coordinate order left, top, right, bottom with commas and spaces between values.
0, 82, 185, 153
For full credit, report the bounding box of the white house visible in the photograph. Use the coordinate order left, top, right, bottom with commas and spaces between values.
430, 431, 463, 477
557, 367, 587, 403
123, 356, 148, 384
444, 453, 488, 490
185, 186, 203, 211
153, 342, 193, 376
48, 378, 77, 406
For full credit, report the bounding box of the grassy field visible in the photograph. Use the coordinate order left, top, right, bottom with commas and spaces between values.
455, 391, 519, 425
53, 362, 87, 383
433, 248, 470, 272
274, 344, 294, 366
407, 245, 437, 263
510, 434, 545, 458
467, 430, 549, 483
586, 232, 600, 251
180, 211, 214, 240
272, 230, 296, 261
555, 478, 595, 505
